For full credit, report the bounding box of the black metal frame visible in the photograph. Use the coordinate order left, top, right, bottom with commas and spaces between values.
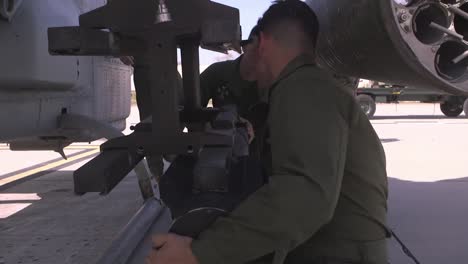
48, 0, 241, 197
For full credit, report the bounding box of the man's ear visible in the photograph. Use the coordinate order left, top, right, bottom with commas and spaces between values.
258, 31, 268, 56
251, 36, 260, 51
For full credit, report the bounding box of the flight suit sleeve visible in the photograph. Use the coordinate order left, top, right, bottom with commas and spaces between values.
191, 76, 350, 263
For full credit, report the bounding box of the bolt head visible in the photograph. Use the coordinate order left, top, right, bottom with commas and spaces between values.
399, 13, 410, 22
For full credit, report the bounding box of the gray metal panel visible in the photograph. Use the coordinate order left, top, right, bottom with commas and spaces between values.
0, 0, 132, 146
0, 98, 41, 140
0, 0, 80, 91
92, 57, 132, 123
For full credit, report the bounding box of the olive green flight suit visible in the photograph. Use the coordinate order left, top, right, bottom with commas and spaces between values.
200, 56, 262, 117
191, 54, 389, 264
200, 56, 269, 160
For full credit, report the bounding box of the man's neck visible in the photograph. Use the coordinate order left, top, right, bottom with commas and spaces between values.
270, 50, 302, 81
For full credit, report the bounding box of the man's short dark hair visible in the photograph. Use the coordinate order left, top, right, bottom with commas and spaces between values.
240, 25, 260, 47
257, 0, 319, 49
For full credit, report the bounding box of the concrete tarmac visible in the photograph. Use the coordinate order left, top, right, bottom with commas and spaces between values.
0, 103, 467, 263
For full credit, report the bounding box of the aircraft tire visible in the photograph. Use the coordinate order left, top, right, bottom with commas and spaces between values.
464, 99, 468, 117
440, 102, 463, 117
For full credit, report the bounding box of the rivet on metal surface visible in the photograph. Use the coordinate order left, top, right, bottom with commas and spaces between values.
399, 12, 410, 22
187, 145, 194, 154
136, 147, 145, 155
403, 24, 412, 32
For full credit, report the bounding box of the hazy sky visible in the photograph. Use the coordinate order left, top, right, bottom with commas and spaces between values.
199, 0, 272, 65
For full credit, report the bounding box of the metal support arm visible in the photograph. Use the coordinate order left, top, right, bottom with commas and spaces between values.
47, 0, 241, 196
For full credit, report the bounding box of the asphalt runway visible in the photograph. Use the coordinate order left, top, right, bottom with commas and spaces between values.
0, 103, 467, 263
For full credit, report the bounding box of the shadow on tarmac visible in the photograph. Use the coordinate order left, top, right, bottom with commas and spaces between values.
372, 115, 466, 120
387, 177, 468, 264
380, 138, 400, 144
0, 170, 144, 264
2, 170, 468, 264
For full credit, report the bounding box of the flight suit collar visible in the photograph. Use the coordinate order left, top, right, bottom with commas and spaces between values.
268, 54, 316, 99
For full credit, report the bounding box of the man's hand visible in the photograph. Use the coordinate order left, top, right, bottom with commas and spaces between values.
146, 233, 199, 264
240, 117, 255, 144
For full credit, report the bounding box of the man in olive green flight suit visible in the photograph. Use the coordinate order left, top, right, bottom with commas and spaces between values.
200, 26, 263, 117
199, 26, 271, 158
199, 26, 267, 147
147, 1, 389, 263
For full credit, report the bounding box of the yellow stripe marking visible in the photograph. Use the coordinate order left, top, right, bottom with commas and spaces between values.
0, 145, 99, 150
0, 149, 100, 187
62, 146, 100, 150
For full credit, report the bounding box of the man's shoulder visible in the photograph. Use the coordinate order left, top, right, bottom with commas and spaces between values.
289, 66, 356, 98
275, 66, 338, 96
292, 65, 334, 83
273, 65, 360, 121
204, 59, 238, 73
200, 59, 238, 87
